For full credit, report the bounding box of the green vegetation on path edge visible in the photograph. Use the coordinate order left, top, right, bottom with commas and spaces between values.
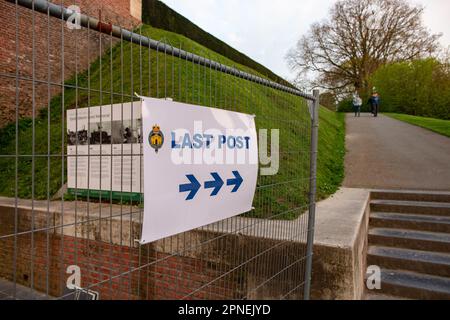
385, 113, 450, 138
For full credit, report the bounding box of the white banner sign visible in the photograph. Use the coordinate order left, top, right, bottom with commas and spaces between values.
141, 97, 258, 243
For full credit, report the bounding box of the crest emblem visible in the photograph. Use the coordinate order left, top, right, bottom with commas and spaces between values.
149, 124, 164, 153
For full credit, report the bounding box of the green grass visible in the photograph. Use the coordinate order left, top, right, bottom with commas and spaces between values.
385, 113, 450, 138
0, 24, 345, 220
317, 109, 345, 200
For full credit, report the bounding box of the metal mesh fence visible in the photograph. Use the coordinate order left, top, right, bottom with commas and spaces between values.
0, 0, 318, 300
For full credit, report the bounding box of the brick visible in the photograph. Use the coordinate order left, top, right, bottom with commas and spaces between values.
0, 0, 141, 128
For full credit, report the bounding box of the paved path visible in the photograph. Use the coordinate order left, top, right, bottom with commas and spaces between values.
343, 113, 450, 191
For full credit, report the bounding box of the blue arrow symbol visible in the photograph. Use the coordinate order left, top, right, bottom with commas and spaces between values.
204, 172, 224, 196
179, 174, 201, 200
227, 171, 243, 193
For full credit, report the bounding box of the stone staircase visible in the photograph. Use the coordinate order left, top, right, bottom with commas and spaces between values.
365, 190, 450, 300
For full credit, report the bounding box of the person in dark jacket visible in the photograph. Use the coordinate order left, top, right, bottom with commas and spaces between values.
368, 90, 380, 117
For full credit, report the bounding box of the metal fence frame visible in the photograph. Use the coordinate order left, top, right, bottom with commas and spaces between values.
0, 0, 319, 300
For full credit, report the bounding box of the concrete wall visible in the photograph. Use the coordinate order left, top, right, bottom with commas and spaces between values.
0, 188, 371, 300
0, 0, 142, 128
0, 197, 304, 299
130, 0, 142, 21
310, 188, 370, 299
0, 197, 310, 300
0, 198, 241, 299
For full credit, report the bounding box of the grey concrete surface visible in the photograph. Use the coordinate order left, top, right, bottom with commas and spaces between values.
1, 187, 371, 300
343, 113, 450, 191
0, 278, 49, 300
0, 196, 142, 246
310, 187, 371, 300
314, 188, 370, 248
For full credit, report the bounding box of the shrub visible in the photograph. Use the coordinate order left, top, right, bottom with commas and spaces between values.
370, 58, 450, 119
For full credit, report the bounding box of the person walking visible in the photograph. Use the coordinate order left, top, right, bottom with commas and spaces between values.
352, 92, 362, 117
368, 89, 380, 117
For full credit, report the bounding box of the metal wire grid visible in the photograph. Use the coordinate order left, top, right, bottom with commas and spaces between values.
0, 0, 318, 300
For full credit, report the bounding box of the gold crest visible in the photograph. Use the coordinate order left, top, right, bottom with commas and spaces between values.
149, 124, 164, 153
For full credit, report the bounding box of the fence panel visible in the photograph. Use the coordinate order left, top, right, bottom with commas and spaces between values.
0, 0, 318, 300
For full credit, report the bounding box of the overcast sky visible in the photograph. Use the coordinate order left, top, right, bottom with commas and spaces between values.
160, 0, 450, 81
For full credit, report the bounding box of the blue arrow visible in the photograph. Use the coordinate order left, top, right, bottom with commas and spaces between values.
227, 171, 243, 193
204, 172, 224, 196
179, 174, 201, 200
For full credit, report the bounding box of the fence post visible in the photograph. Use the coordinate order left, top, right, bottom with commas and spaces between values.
303, 89, 319, 300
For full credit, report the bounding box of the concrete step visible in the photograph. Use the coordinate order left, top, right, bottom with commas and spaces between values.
368, 228, 450, 253
374, 269, 450, 299
370, 199, 450, 216
370, 212, 450, 233
371, 190, 450, 203
367, 246, 450, 278
364, 293, 410, 300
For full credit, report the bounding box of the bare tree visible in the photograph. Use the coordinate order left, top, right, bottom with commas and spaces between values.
287, 0, 441, 95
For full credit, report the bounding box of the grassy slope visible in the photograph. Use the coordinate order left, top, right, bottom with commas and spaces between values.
385, 113, 450, 138
0, 24, 345, 219
317, 109, 345, 200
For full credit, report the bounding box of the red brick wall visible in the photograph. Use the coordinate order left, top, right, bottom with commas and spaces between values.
0, 203, 305, 300
0, 233, 237, 299
0, 0, 141, 127
0, 205, 237, 300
